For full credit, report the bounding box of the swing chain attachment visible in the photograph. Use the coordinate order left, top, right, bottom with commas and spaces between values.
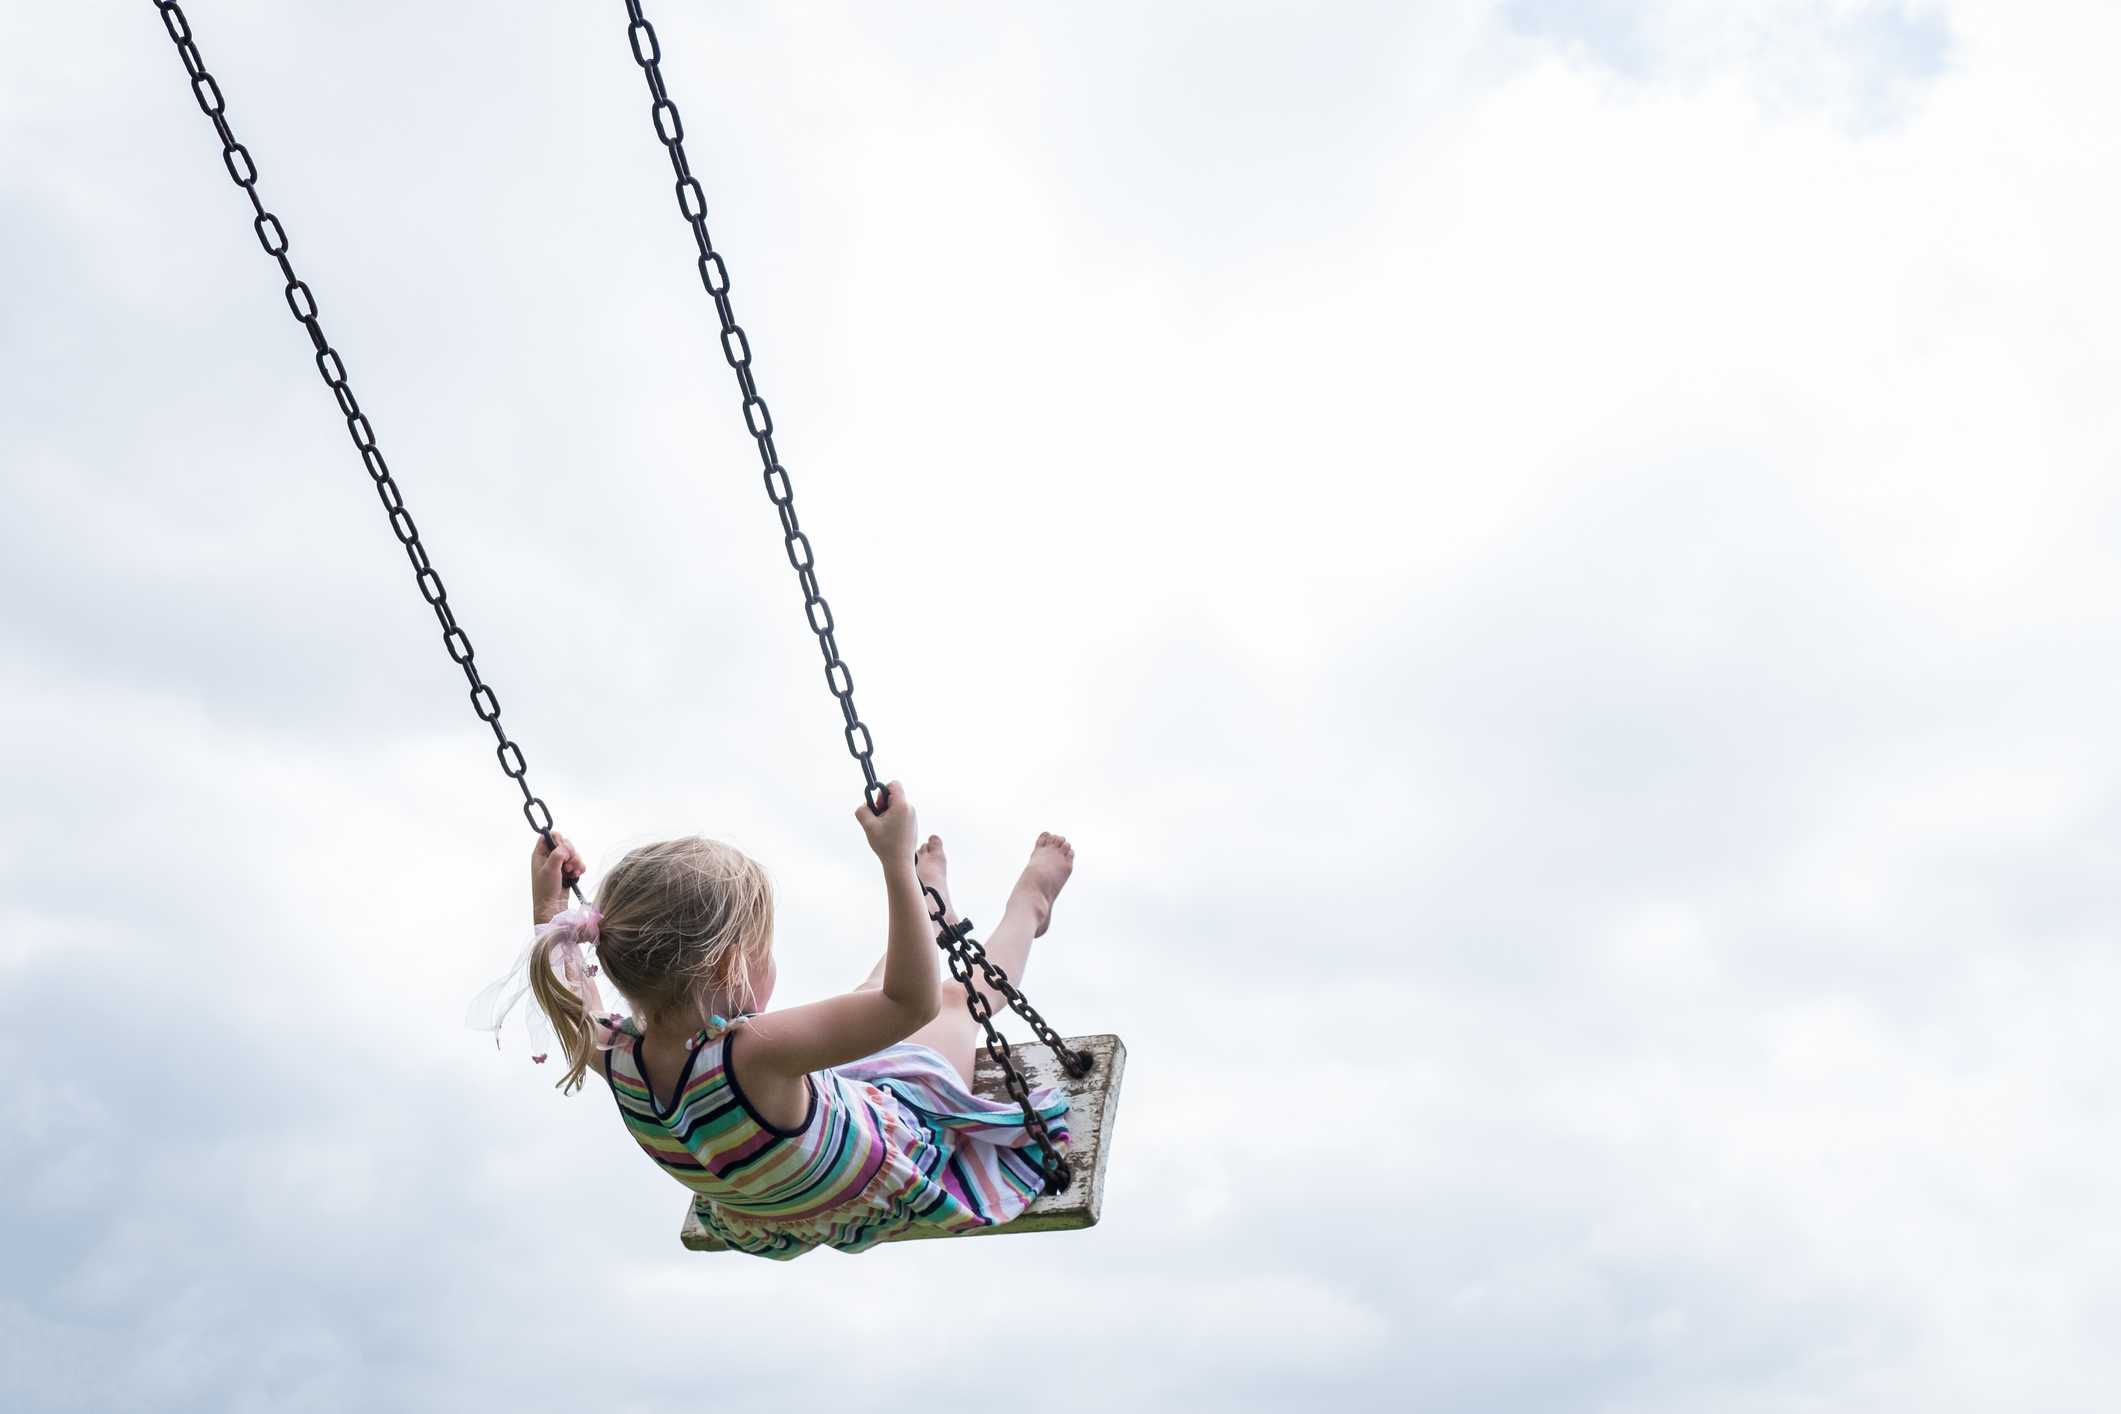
923, 884, 1093, 1196
150, 0, 581, 901
619, 0, 885, 818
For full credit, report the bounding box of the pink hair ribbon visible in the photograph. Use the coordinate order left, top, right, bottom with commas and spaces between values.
466, 906, 633, 1066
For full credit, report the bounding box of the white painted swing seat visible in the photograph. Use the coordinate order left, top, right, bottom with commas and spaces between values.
679, 1033, 1127, 1251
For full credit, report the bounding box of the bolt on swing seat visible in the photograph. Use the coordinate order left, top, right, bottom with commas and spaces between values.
680, 1034, 1127, 1251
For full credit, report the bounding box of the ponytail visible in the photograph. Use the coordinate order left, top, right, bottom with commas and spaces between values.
526, 909, 605, 1094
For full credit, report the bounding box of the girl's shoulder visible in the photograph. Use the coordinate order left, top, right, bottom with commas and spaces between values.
720, 1016, 816, 1134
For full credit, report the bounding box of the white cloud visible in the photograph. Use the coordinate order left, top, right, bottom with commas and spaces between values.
5, 1, 2119, 1410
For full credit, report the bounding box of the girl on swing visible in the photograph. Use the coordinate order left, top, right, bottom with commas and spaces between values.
480, 782, 1075, 1259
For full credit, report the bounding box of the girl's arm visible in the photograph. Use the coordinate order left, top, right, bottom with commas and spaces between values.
740, 783, 941, 1078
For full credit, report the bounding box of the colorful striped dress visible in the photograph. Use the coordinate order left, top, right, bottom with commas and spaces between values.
598, 1013, 1069, 1259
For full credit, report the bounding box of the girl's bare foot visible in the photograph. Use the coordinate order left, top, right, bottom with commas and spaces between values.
915, 834, 959, 921
1010, 833, 1074, 939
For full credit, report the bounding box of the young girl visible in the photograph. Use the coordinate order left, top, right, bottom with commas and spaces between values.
480, 781, 1077, 1259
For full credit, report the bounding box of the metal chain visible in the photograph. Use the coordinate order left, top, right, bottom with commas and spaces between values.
617, 0, 1090, 1189
619, 0, 884, 816
924, 886, 1088, 1194
151, 1, 580, 899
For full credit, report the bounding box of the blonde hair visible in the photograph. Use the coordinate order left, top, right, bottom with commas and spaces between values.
529, 836, 774, 1093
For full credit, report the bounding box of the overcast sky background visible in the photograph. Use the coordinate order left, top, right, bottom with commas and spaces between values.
4, 1, 2118, 1410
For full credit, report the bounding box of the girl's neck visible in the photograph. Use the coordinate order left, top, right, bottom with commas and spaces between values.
641, 989, 748, 1038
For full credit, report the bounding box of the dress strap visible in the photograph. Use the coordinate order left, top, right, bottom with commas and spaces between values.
593, 1011, 644, 1052
684, 1012, 744, 1052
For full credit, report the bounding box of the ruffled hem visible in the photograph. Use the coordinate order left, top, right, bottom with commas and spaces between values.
695, 1041, 1070, 1260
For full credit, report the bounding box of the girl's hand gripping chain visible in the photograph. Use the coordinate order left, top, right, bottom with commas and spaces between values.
531, 833, 586, 925
854, 781, 918, 863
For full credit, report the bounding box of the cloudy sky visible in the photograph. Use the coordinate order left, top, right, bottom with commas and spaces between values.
5, 1, 2118, 1409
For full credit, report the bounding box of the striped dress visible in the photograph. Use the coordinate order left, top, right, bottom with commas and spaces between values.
598, 1013, 1069, 1259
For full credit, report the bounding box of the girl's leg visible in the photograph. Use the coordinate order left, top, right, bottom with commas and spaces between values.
902, 833, 1075, 1088
852, 835, 960, 992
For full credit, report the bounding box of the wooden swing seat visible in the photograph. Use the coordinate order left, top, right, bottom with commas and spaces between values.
680, 1033, 1126, 1251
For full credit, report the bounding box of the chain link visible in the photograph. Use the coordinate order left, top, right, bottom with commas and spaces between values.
152, 1, 580, 898
620, 0, 885, 816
